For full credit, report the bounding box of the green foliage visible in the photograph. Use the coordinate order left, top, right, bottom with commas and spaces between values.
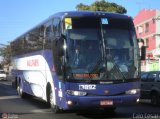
76, 0, 127, 14
0, 45, 11, 65
76, 3, 90, 11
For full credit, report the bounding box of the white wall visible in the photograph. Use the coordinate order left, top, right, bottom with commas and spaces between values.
156, 10, 160, 48
156, 10, 160, 34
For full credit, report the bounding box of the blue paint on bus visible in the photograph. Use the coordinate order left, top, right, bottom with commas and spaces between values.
11, 11, 140, 113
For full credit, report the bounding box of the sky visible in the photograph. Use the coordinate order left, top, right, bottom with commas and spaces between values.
0, 0, 159, 45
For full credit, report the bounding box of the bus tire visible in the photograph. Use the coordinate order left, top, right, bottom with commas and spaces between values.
47, 84, 61, 113
17, 79, 26, 98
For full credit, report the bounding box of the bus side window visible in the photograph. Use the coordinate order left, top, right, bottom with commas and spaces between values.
44, 20, 52, 49
52, 18, 61, 39
52, 18, 63, 79
12, 37, 25, 56
24, 27, 43, 53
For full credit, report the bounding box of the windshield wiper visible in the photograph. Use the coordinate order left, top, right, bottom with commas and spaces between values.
87, 57, 103, 73
108, 58, 126, 80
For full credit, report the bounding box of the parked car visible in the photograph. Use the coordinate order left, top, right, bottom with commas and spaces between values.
140, 71, 160, 105
0, 70, 7, 80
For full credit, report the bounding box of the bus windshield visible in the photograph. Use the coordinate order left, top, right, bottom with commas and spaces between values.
104, 29, 137, 80
64, 17, 139, 81
66, 29, 102, 79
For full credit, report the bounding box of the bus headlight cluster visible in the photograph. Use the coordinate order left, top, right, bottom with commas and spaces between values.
66, 90, 87, 96
125, 89, 140, 95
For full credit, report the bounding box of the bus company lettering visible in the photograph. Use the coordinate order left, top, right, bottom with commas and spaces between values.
27, 59, 39, 67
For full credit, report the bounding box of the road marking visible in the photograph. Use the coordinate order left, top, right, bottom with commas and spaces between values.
29, 109, 52, 114
0, 95, 19, 100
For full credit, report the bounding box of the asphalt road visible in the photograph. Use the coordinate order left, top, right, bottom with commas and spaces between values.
0, 80, 160, 119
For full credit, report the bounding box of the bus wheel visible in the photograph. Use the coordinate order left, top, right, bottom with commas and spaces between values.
49, 87, 61, 113
17, 79, 25, 98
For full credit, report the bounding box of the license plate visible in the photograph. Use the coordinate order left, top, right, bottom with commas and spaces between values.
100, 100, 113, 106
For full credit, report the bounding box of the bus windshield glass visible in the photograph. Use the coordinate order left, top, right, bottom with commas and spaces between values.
64, 17, 139, 81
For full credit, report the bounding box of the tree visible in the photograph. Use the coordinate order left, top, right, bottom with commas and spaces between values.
76, 3, 90, 11
0, 44, 12, 65
76, 0, 127, 14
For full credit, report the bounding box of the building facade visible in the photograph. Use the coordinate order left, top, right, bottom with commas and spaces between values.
134, 9, 160, 71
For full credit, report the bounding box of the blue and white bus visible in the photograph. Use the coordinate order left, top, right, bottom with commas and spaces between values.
11, 11, 141, 113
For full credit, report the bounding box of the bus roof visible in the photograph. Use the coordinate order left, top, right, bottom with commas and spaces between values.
51, 11, 131, 19
11, 11, 131, 42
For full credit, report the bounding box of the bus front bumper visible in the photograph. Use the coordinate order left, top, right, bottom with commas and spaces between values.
64, 94, 139, 110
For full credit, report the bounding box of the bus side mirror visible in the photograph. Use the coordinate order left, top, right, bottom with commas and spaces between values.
141, 46, 146, 60
58, 44, 64, 57
58, 34, 67, 57
138, 38, 146, 60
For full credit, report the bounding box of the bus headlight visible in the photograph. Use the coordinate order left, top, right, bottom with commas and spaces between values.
67, 90, 87, 96
125, 89, 140, 95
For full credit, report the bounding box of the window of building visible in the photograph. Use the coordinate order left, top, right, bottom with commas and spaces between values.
152, 19, 155, 24
138, 25, 143, 35
145, 38, 149, 47
136, 27, 138, 32
145, 22, 149, 33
